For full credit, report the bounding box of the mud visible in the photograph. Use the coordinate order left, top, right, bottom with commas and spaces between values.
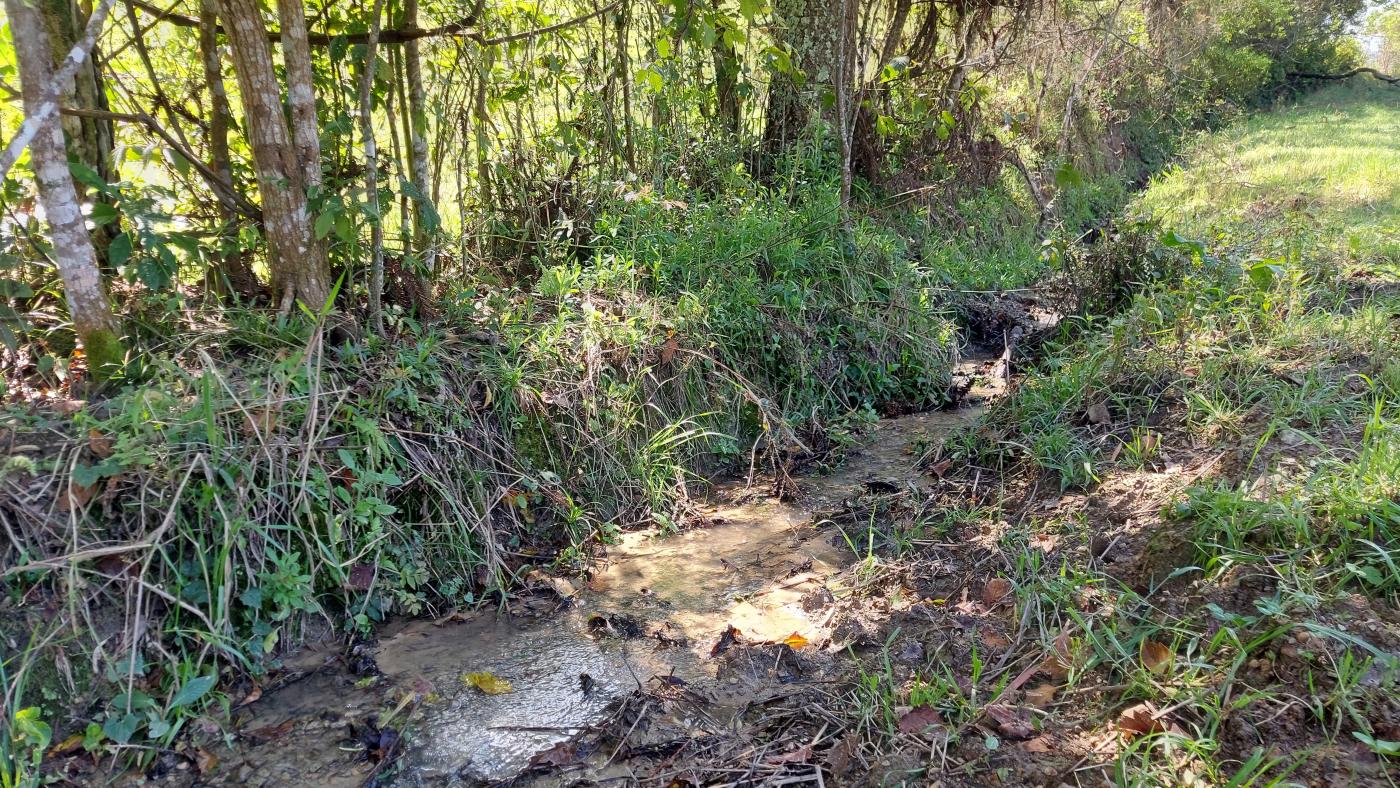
199, 360, 1002, 787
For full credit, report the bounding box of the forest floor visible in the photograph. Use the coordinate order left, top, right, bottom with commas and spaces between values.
27, 83, 1400, 787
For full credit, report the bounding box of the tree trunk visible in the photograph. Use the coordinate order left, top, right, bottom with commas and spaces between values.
277, 0, 323, 191
762, 0, 842, 158
403, 0, 436, 278
218, 0, 331, 314
361, 0, 388, 333
199, 0, 262, 300
43, 0, 118, 264
7, 0, 124, 378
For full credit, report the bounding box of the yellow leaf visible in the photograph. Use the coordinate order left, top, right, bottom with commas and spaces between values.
462, 672, 513, 694
782, 632, 809, 649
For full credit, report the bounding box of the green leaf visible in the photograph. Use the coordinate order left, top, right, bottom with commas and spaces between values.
102, 712, 142, 745
109, 232, 133, 268
0, 277, 33, 299
1355, 731, 1400, 756
739, 0, 763, 20
169, 674, 216, 709
1053, 161, 1083, 190
314, 209, 337, 240
68, 161, 107, 190
13, 707, 52, 749
89, 202, 120, 226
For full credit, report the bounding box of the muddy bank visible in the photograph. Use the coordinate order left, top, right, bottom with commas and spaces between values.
189, 371, 1001, 786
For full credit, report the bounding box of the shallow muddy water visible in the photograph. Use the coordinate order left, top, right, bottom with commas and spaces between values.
212, 366, 996, 787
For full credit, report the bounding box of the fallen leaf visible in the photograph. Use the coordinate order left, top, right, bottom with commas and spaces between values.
823, 732, 860, 777
1023, 683, 1058, 708
928, 458, 953, 478
659, 335, 680, 365
1140, 639, 1174, 675
979, 629, 1011, 650
986, 704, 1035, 739
194, 747, 218, 774
528, 741, 576, 768
550, 577, 577, 598
88, 428, 113, 458
347, 563, 375, 591
236, 684, 263, 707
897, 705, 944, 736
766, 744, 813, 764
1117, 701, 1181, 738
982, 577, 1013, 606
462, 672, 513, 694
1023, 735, 1054, 753
710, 624, 742, 657
241, 406, 278, 436
48, 733, 85, 757
1041, 630, 1076, 680
58, 479, 98, 512
1031, 533, 1059, 553
781, 632, 809, 650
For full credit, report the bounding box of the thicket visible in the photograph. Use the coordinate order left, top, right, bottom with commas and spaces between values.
0, 0, 1380, 774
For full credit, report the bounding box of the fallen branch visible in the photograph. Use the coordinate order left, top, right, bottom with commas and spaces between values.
1288, 67, 1400, 86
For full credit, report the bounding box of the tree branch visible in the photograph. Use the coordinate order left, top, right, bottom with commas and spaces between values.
124, 0, 618, 47
60, 107, 263, 220
1288, 67, 1400, 85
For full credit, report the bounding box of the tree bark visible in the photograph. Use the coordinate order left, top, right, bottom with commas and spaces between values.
6, 0, 125, 378
199, 0, 261, 299
218, 0, 331, 314
403, 0, 436, 277
277, 0, 323, 191
361, 0, 388, 333
762, 0, 842, 158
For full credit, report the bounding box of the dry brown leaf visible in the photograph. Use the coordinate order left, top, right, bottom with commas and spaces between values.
928, 458, 953, 478
897, 705, 944, 736
194, 747, 219, 774
1117, 702, 1182, 738
528, 741, 576, 768
1023, 735, 1054, 753
979, 629, 1011, 650
241, 406, 278, 436
659, 335, 680, 365
982, 577, 1013, 606
87, 428, 113, 458
58, 479, 98, 512
986, 704, 1035, 739
236, 684, 263, 707
766, 744, 813, 764
1140, 639, 1174, 675
1023, 683, 1058, 708
1031, 533, 1059, 553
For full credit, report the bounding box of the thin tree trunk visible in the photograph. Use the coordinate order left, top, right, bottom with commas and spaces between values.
403, 0, 436, 277
199, 0, 261, 299
6, 0, 124, 378
44, 0, 118, 265
277, 0, 323, 191
361, 0, 388, 333
218, 0, 331, 314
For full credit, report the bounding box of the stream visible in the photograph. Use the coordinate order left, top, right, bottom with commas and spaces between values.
206, 357, 1007, 787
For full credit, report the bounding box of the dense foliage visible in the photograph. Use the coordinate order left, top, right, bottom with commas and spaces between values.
0, 0, 1383, 780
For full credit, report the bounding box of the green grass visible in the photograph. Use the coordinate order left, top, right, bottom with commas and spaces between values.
945, 80, 1400, 783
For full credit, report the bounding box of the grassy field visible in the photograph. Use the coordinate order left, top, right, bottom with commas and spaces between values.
886, 79, 1400, 784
